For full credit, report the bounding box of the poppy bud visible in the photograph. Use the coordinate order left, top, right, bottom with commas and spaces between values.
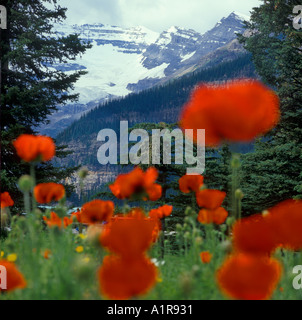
18, 175, 34, 192
192, 228, 200, 237
235, 189, 244, 200
226, 217, 235, 227
184, 216, 191, 223
191, 265, 200, 276
194, 236, 203, 246
219, 240, 232, 254
231, 154, 241, 168
78, 168, 89, 179
185, 207, 193, 216
183, 223, 189, 230
184, 231, 191, 239
176, 223, 182, 231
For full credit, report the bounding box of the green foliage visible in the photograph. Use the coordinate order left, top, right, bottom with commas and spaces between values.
238, 0, 302, 213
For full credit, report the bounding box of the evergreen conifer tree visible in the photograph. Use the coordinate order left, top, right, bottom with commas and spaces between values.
238, 0, 302, 214
0, 0, 91, 210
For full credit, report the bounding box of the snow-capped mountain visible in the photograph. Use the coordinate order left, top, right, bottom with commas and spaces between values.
41, 11, 249, 137
53, 23, 160, 103
141, 12, 248, 74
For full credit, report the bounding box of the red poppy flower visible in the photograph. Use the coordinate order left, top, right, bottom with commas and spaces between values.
43, 249, 52, 259
63, 216, 73, 228
180, 80, 280, 147
13, 134, 56, 162
196, 189, 226, 209
0, 260, 26, 292
100, 211, 156, 259
198, 207, 228, 225
1, 192, 14, 208
265, 199, 302, 251
98, 255, 157, 300
179, 174, 204, 193
71, 210, 82, 223
149, 205, 173, 220
109, 167, 161, 200
144, 167, 159, 187
232, 214, 279, 256
109, 167, 144, 199
216, 253, 282, 300
145, 183, 162, 201
43, 212, 69, 229
81, 199, 114, 224
34, 183, 65, 204
200, 251, 212, 264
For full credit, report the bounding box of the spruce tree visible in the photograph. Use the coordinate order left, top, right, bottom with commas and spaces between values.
0, 0, 91, 211
123, 122, 231, 227
238, 0, 302, 214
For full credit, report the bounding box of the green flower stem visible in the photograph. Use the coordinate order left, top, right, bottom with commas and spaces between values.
205, 223, 214, 250
30, 164, 37, 211
191, 193, 196, 209
160, 218, 166, 259
231, 169, 238, 219
237, 194, 242, 221
230, 154, 241, 220
79, 178, 87, 205
122, 199, 129, 214
24, 191, 31, 215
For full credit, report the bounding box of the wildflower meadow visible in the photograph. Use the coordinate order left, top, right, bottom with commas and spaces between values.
1, 79, 302, 302
1, 0, 302, 305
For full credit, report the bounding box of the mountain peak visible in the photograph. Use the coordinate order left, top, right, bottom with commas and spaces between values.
44, 13, 247, 136
229, 11, 250, 22
167, 26, 178, 33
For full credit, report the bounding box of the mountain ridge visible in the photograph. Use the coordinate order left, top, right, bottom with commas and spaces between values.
40, 11, 249, 137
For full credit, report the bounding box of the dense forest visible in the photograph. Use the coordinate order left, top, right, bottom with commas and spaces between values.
56, 53, 256, 144
55, 53, 256, 210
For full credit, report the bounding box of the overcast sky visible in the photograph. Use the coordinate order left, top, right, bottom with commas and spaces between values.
58, 0, 261, 33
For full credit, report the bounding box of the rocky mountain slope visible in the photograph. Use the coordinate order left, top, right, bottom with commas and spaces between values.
40, 11, 249, 137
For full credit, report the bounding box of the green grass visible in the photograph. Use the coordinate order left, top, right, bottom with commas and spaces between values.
1, 210, 302, 300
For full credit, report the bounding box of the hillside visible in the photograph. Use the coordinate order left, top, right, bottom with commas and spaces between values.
55, 54, 256, 196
